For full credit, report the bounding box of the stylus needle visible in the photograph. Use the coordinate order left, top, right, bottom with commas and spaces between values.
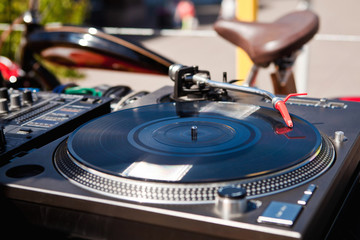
275, 93, 308, 128
275, 100, 293, 128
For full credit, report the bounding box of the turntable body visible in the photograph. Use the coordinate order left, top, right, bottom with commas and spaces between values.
1, 86, 360, 240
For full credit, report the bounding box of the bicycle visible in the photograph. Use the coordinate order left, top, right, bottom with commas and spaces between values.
0, 0, 174, 90
0, 0, 319, 98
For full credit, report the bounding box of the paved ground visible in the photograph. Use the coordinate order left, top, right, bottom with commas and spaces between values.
71, 0, 360, 99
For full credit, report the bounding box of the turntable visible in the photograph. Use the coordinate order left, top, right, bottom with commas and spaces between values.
0, 65, 359, 240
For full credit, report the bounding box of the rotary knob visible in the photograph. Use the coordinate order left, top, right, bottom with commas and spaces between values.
0, 87, 9, 100
10, 93, 21, 109
22, 90, 33, 104
0, 98, 9, 113
215, 185, 248, 219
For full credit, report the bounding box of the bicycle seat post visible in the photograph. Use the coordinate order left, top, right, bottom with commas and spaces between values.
243, 65, 259, 87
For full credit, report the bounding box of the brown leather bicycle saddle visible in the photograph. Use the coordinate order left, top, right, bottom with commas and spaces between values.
214, 10, 319, 66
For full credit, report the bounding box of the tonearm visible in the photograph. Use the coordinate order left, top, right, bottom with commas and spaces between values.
169, 64, 307, 128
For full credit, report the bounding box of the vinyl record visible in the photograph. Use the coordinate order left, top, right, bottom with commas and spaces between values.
64, 101, 322, 183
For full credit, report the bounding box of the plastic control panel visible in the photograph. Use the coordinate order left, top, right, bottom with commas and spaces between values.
0, 88, 111, 164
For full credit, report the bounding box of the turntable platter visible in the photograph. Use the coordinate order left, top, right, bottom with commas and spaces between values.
66, 101, 320, 182
54, 101, 334, 203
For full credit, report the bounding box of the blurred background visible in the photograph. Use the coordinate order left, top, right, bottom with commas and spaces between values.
1, 0, 359, 99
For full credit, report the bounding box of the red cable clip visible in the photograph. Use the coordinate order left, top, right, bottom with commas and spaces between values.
275, 93, 307, 128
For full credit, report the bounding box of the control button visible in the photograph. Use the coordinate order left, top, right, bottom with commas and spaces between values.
334, 131, 347, 143
215, 185, 248, 219
17, 128, 33, 135
81, 97, 99, 104
304, 184, 316, 195
297, 184, 316, 205
0, 87, 9, 100
298, 194, 312, 206
257, 201, 302, 227
22, 90, 34, 104
10, 93, 21, 109
217, 185, 247, 199
0, 98, 9, 113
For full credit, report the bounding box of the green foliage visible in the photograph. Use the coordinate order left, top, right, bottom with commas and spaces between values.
41, 59, 86, 81
0, 0, 88, 25
39, 0, 89, 25
1, 32, 21, 60
0, 0, 89, 79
